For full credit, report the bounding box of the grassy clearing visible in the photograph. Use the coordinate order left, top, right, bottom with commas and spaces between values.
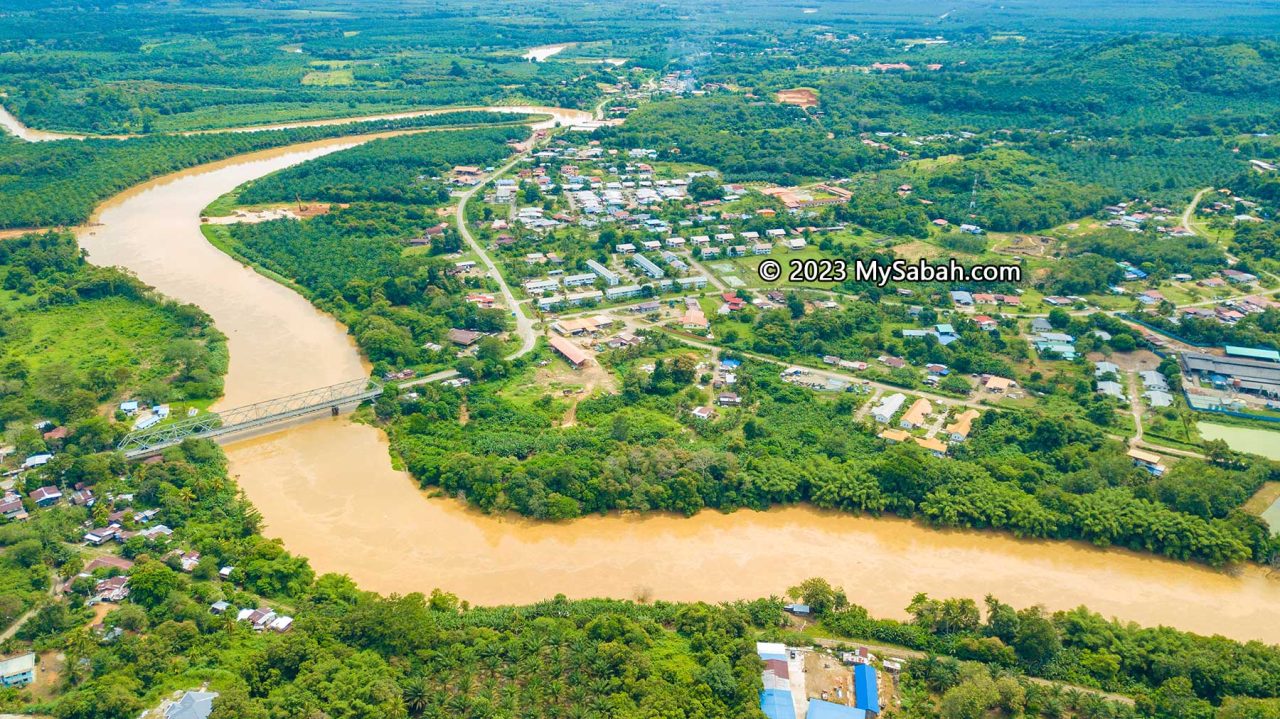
1, 297, 187, 389
301, 69, 355, 86
202, 190, 241, 217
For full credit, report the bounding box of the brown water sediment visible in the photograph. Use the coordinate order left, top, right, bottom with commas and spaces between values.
68, 113, 1280, 644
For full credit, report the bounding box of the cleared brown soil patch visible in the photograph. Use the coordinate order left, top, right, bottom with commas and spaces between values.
533, 346, 618, 426
994, 234, 1056, 258
776, 88, 819, 108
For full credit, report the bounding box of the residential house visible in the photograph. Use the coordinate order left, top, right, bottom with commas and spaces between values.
93, 576, 130, 603
1094, 361, 1120, 378
1128, 448, 1166, 476
945, 409, 980, 442
1096, 381, 1126, 400
562, 272, 598, 288
447, 328, 483, 347
30, 486, 61, 507
1139, 370, 1169, 390
899, 398, 933, 429
0, 498, 26, 521
631, 255, 665, 279
604, 284, 645, 301
878, 355, 907, 369
878, 428, 911, 443
984, 375, 1016, 393
165, 691, 218, 719
586, 259, 620, 286
0, 653, 36, 688
83, 527, 120, 546
914, 436, 948, 457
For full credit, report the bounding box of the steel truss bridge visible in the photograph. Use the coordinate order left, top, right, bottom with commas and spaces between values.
118, 378, 383, 459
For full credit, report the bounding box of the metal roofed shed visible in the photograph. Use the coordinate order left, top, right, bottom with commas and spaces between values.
853, 664, 880, 713
548, 335, 590, 368
1224, 345, 1280, 363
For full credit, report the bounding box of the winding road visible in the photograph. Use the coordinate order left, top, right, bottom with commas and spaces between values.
454, 152, 540, 360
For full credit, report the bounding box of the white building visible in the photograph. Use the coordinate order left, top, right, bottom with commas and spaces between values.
871, 393, 907, 423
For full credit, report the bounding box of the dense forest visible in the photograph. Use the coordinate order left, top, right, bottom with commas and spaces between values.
237, 125, 527, 205
912, 149, 1113, 232
0, 111, 526, 228
595, 96, 893, 184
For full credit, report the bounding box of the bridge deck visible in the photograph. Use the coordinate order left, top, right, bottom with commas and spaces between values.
118, 379, 383, 459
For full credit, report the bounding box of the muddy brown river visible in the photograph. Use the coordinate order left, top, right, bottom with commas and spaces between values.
40, 109, 1278, 643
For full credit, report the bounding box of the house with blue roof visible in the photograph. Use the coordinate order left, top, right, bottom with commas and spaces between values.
935, 323, 959, 345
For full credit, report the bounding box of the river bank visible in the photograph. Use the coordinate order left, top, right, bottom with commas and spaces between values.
41, 108, 1280, 645
0, 102, 578, 141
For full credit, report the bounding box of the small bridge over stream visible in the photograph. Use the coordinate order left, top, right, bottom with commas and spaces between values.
117, 378, 383, 459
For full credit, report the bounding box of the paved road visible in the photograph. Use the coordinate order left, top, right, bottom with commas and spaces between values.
453, 154, 540, 361
1181, 187, 1212, 234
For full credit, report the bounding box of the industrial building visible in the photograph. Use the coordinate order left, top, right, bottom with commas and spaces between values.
1182, 351, 1280, 397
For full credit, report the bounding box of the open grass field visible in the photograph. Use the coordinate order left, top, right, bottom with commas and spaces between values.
301, 69, 356, 86
0, 294, 195, 413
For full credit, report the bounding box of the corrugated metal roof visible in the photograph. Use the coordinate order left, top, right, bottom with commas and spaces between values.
1224, 345, 1280, 363
854, 664, 880, 713
807, 699, 867, 719
760, 689, 797, 719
